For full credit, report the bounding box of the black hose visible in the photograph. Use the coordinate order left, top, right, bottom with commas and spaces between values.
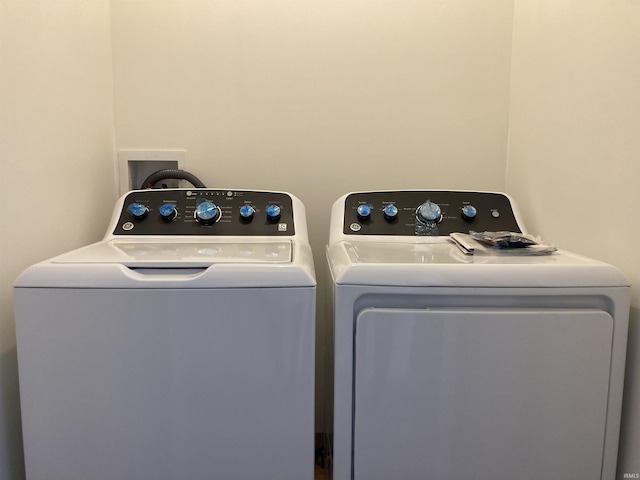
140, 169, 207, 189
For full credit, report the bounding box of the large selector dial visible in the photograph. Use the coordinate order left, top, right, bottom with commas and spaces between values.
416, 200, 442, 223
194, 200, 220, 224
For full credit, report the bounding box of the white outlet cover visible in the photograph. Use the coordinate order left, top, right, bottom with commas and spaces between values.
118, 149, 186, 196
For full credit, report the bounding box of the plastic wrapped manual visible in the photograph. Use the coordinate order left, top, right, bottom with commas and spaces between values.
450, 231, 557, 256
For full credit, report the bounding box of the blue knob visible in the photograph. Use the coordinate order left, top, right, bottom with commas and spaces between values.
462, 205, 477, 220
239, 204, 255, 220
127, 203, 148, 219
416, 201, 442, 223
195, 201, 220, 224
265, 204, 281, 221
357, 204, 373, 220
159, 203, 177, 220
383, 204, 398, 221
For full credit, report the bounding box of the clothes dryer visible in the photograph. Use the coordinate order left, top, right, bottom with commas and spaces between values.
15, 188, 316, 480
326, 190, 629, 480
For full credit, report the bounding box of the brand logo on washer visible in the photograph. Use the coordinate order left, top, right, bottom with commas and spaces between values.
122, 222, 134, 231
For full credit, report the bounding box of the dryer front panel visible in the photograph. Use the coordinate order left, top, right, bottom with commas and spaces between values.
353, 307, 613, 480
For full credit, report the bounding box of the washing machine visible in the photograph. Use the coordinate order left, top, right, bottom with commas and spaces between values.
14, 188, 315, 480
326, 190, 629, 480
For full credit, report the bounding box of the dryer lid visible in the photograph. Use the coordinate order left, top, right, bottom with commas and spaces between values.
327, 241, 630, 288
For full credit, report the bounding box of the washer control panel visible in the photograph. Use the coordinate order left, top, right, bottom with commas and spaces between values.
343, 191, 521, 236
114, 189, 295, 236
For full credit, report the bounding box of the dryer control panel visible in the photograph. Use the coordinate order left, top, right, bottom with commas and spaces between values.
113, 189, 295, 236
343, 191, 522, 237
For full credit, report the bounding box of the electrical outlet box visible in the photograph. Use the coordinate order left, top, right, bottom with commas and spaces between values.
118, 149, 187, 196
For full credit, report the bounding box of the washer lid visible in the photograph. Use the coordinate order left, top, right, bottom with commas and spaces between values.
52, 240, 292, 267
328, 241, 630, 288
15, 240, 317, 289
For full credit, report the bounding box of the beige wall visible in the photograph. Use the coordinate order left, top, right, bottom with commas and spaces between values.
0, 1, 116, 477
110, 0, 515, 430
110, 0, 514, 255
111, 0, 513, 204
507, 1, 640, 475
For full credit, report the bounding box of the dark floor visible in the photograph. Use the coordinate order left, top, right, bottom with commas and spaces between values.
315, 465, 327, 480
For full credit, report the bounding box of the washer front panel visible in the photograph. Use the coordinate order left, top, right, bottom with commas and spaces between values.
16, 286, 315, 480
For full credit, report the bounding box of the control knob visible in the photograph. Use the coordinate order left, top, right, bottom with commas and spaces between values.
416, 200, 442, 223
127, 203, 149, 220
356, 204, 373, 221
194, 200, 220, 224
461, 205, 477, 220
239, 204, 256, 221
383, 204, 399, 221
265, 204, 281, 222
159, 203, 177, 221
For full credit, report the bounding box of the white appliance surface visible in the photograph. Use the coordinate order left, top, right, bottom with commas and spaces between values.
328, 240, 628, 288
14, 188, 316, 480
354, 308, 612, 480
326, 190, 630, 480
